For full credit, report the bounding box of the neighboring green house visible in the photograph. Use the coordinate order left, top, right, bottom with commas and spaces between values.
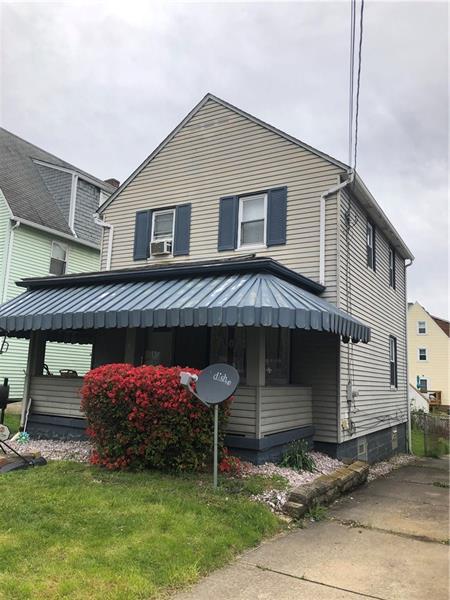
0, 128, 116, 399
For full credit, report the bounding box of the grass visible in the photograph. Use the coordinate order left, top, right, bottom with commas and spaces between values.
411, 427, 425, 456
412, 426, 449, 458
0, 462, 284, 599
305, 502, 328, 522
4, 411, 20, 435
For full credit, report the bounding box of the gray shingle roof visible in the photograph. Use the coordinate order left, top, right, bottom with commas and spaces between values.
0, 127, 115, 238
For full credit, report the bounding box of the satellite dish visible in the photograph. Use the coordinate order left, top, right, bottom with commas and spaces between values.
0, 424, 10, 442
196, 363, 239, 405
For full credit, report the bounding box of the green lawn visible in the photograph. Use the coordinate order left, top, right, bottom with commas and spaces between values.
4, 411, 20, 434
411, 427, 425, 456
412, 426, 449, 458
0, 462, 284, 599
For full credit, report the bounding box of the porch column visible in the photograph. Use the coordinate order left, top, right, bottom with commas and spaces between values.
246, 327, 266, 438
21, 331, 45, 426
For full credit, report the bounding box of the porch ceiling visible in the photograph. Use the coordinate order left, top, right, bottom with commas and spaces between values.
0, 268, 370, 342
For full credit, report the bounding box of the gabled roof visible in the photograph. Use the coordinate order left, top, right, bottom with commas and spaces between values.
98, 92, 349, 215
0, 128, 115, 238
432, 315, 450, 337
97, 93, 413, 260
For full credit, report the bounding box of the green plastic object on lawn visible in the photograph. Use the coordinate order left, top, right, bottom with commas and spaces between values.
0, 424, 47, 473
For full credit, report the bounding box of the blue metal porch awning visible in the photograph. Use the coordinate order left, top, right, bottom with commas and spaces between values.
0, 268, 370, 342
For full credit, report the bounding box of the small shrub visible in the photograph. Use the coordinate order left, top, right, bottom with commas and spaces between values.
305, 502, 328, 522
219, 448, 243, 476
81, 363, 231, 472
280, 439, 315, 472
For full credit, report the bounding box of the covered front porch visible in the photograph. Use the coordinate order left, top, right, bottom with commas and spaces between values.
0, 257, 370, 463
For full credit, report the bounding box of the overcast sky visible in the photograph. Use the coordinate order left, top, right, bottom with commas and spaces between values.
1, 1, 448, 317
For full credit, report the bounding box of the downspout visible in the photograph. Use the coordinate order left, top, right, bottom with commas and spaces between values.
319, 172, 354, 285
2, 220, 20, 302
405, 258, 414, 452
93, 213, 113, 271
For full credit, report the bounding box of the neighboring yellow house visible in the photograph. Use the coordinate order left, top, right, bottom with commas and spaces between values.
408, 302, 450, 407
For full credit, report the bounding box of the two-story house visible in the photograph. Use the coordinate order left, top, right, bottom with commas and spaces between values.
0, 128, 116, 400
0, 95, 413, 463
408, 302, 450, 409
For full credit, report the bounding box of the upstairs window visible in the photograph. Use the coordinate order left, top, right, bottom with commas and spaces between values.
152, 209, 175, 243
417, 321, 427, 335
389, 246, 396, 288
418, 348, 428, 361
389, 336, 398, 387
367, 221, 375, 270
49, 242, 67, 276
238, 194, 267, 248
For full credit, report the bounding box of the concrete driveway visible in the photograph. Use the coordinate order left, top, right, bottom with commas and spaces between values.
175, 457, 449, 600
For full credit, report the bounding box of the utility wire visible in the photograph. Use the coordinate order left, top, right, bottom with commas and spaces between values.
348, 0, 356, 167
353, 0, 365, 173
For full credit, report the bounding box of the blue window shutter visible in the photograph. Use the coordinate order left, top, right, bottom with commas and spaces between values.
267, 186, 287, 246
133, 210, 152, 260
173, 203, 191, 256
218, 196, 239, 251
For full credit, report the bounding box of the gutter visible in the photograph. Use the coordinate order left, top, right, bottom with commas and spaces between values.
11, 217, 99, 250
93, 214, 114, 270
2, 220, 20, 302
405, 258, 414, 452
319, 173, 354, 285
17, 257, 325, 294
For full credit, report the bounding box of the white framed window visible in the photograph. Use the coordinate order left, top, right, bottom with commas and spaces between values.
417, 377, 429, 392
418, 347, 428, 361
389, 335, 398, 387
366, 221, 375, 270
389, 246, 396, 289
49, 241, 68, 276
238, 193, 267, 248
151, 209, 175, 253
417, 320, 427, 335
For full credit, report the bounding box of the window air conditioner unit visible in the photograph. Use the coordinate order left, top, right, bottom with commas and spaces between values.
150, 240, 172, 256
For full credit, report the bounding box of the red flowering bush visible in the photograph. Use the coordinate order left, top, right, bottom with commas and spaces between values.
219, 448, 243, 477
81, 363, 230, 472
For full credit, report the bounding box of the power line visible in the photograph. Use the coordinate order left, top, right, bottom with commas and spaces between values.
353, 0, 365, 173
348, 0, 365, 172
348, 0, 356, 167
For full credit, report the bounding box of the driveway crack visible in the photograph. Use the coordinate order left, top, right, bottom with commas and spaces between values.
241, 561, 389, 599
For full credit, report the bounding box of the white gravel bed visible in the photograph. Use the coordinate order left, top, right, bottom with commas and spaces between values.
7, 439, 93, 462
241, 452, 344, 513
368, 453, 416, 481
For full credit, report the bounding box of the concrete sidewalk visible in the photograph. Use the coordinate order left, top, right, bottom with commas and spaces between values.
175, 457, 449, 600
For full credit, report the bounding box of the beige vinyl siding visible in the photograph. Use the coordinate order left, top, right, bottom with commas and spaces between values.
291, 330, 339, 442
227, 386, 257, 436
30, 376, 83, 418
0, 224, 99, 398
338, 188, 408, 440
260, 386, 312, 435
407, 302, 450, 404
102, 99, 343, 302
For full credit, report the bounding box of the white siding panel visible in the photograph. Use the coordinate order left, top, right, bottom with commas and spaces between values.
260, 386, 312, 435
338, 188, 408, 440
291, 331, 339, 443
102, 99, 343, 302
30, 375, 83, 418
226, 386, 257, 436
